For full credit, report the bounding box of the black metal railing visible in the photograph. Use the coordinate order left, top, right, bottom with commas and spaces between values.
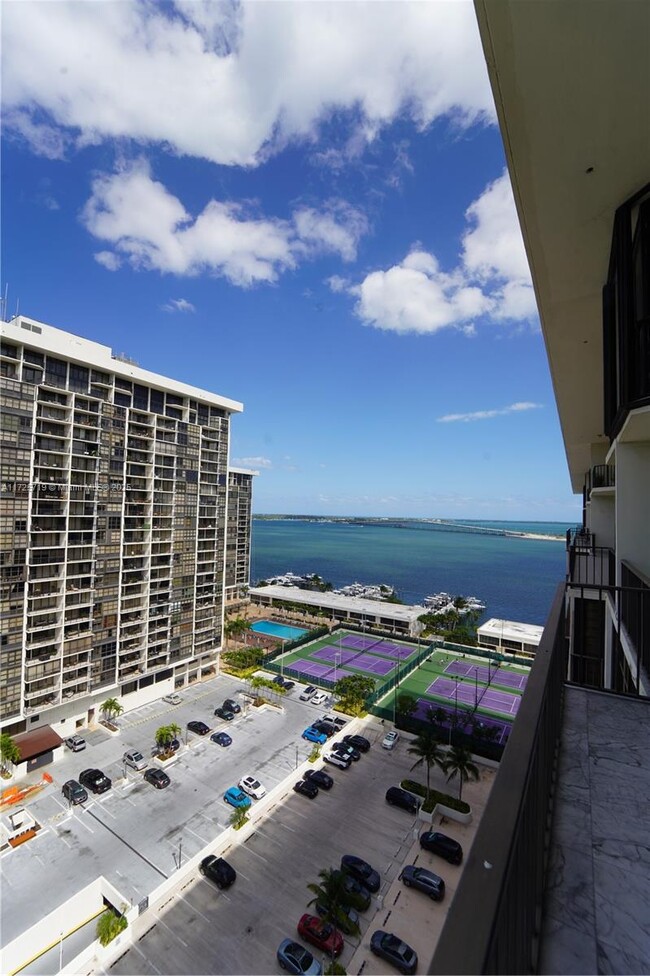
429, 584, 567, 975
621, 561, 650, 685
567, 545, 614, 586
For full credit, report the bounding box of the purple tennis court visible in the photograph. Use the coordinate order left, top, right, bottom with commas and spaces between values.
312, 645, 395, 676
412, 698, 511, 745
444, 660, 528, 691
426, 676, 521, 716
339, 635, 415, 660
287, 660, 356, 681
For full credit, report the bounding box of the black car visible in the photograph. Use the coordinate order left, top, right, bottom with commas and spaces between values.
331, 871, 371, 911
315, 900, 360, 935
343, 734, 370, 752
341, 855, 380, 893
400, 865, 445, 900
214, 707, 235, 721
144, 768, 170, 789
386, 786, 419, 814
78, 768, 111, 794
62, 780, 88, 805
332, 744, 360, 762
370, 931, 418, 975
312, 721, 337, 738
419, 830, 463, 865
282, 680, 295, 691
222, 698, 241, 714
294, 779, 319, 799
187, 720, 211, 736
200, 855, 236, 889
303, 769, 333, 790
273, 675, 285, 685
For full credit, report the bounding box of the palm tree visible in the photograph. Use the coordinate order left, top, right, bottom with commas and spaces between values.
443, 746, 480, 801
0, 732, 21, 774
229, 806, 249, 830
407, 730, 447, 799
307, 867, 359, 938
155, 725, 178, 752
101, 698, 123, 722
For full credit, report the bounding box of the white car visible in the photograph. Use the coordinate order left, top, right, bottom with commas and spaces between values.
123, 749, 148, 771
323, 752, 351, 769
300, 685, 317, 701
238, 775, 267, 800
382, 730, 400, 750
162, 693, 182, 705
310, 691, 328, 707
65, 735, 86, 752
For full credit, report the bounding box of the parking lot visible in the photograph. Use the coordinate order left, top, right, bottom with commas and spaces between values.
1, 673, 332, 954
107, 726, 495, 976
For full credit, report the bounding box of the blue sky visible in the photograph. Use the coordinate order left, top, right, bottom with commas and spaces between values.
2, 1, 580, 521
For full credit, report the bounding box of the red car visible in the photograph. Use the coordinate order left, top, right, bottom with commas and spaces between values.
297, 914, 344, 957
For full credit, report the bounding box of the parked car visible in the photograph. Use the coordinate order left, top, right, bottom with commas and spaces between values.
385, 786, 419, 814
200, 855, 236, 889
302, 726, 327, 745
322, 715, 347, 728
222, 698, 241, 714
330, 871, 371, 911
273, 675, 286, 686
382, 730, 400, 750
297, 914, 344, 957
224, 786, 251, 809
310, 691, 328, 706
341, 854, 380, 892
214, 707, 235, 721
79, 768, 111, 794
187, 720, 211, 736
123, 749, 148, 771
332, 743, 360, 762
211, 731, 232, 747
62, 780, 88, 805
399, 865, 445, 900
239, 775, 266, 799
162, 693, 182, 705
303, 769, 333, 790
144, 768, 170, 789
343, 734, 370, 752
282, 680, 295, 691
294, 779, 319, 799
312, 720, 337, 738
323, 752, 351, 770
315, 901, 359, 936
370, 931, 418, 975
276, 939, 322, 975
300, 685, 317, 701
65, 735, 86, 753
419, 830, 463, 864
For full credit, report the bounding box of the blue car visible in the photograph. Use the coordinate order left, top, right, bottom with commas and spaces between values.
211, 731, 232, 747
302, 727, 327, 745
223, 787, 251, 809
276, 939, 322, 975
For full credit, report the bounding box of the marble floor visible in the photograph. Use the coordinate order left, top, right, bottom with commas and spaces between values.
539, 686, 650, 975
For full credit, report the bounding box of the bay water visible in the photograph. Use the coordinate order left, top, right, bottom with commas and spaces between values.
251, 518, 572, 626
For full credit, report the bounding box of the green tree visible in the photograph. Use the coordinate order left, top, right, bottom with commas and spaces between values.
100, 698, 123, 722
229, 806, 249, 830
443, 746, 480, 801
0, 733, 21, 773
396, 693, 417, 723
96, 908, 127, 947
224, 616, 249, 648
407, 731, 447, 799
155, 724, 180, 753
307, 867, 359, 938
333, 674, 375, 715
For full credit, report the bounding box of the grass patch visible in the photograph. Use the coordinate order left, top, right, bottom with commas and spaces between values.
401, 778, 470, 815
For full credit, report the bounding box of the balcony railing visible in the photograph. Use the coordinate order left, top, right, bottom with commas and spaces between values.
430, 583, 567, 975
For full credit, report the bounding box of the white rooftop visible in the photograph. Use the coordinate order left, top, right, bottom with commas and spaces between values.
477, 618, 544, 645
248, 584, 426, 623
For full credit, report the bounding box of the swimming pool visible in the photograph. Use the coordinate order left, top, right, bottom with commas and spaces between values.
250, 620, 309, 641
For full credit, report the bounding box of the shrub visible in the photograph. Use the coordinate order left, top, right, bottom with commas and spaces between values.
96, 908, 128, 947
308, 745, 321, 763
400, 778, 470, 815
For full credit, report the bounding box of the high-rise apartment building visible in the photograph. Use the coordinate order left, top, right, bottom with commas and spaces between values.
0, 315, 248, 738
225, 467, 257, 602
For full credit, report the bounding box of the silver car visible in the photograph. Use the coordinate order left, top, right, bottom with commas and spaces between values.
123, 749, 148, 771
65, 735, 86, 752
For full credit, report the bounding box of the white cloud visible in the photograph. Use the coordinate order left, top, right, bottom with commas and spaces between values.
231, 456, 272, 469
82, 161, 367, 284
350, 172, 537, 334
2, 2, 494, 165
326, 275, 350, 294
436, 402, 543, 423
161, 298, 196, 314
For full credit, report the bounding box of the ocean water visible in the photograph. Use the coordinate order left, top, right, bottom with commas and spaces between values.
251, 518, 572, 626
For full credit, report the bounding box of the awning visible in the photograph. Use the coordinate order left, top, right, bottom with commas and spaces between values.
13, 726, 63, 761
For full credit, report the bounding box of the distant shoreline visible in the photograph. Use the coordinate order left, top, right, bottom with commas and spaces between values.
253, 514, 566, 543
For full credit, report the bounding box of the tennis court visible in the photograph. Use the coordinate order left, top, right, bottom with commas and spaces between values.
426, 676, 521, 716
339, 635, 417, 660
411, 698, 511, 745
444, 659, 528, 691
312, 646, 395, 676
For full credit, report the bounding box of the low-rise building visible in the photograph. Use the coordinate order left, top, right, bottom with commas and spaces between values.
476, 618, 543, 658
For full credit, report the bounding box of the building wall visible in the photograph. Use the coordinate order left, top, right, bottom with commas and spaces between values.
615, 439, 650, 582
0, 320, 248, 732
225, 471, 254, 598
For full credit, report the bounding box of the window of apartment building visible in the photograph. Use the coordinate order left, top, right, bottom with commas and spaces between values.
91, 370, 110, 384
44, 356, 67, 387
150, 390, 164, 414
24, 350, 44, 366
132, 385, 149, 410
69, 365, 90, 392
22, 366, 43, 385
114, 393, 131, 408
1, 342, 19, 358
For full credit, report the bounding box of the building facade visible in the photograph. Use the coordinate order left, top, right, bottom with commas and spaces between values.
476, 618, 543, 659
0, 315, 248, 738
225, 467, 257, 602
